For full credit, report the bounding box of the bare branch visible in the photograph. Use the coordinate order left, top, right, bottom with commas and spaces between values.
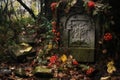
16, 0, 36, 20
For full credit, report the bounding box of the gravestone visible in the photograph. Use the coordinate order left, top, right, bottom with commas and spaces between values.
60, 14, 95, 62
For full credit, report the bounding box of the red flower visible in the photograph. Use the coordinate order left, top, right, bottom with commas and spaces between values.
87, 1, 95, 8
103, 33, 112, 41
72, 60, 78, 65
86, 67, 94, 75
49, 55, 58, 63
50, 2, 57, 11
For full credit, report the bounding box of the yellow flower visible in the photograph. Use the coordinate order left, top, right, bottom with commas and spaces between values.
107, 61, 114, 67
61, 54, 67, 62
107, 60, 116, 74
107, 66, 116, 74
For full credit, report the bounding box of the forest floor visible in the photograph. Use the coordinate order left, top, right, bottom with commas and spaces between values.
0, 51, 120, 80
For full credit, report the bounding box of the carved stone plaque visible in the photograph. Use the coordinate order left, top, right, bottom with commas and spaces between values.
64, 14, 95, 62
66, 14, 95, 48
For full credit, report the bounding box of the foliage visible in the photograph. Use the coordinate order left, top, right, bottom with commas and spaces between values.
0, 0, 40, 61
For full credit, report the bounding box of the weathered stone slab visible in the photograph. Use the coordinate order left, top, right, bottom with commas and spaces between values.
34, 66, 53, 78
60, 14, 95, 62
9, 43, 34, 61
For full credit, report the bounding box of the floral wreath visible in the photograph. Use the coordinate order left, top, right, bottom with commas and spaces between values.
50, 0, 114, 53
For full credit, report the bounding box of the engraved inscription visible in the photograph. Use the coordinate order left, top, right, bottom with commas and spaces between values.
66, 15, 95, 48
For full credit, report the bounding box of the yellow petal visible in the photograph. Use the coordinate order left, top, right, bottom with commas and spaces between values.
112, 67, 116, 71
107, 68, 112, 74
107, 61, 114, 67
107, 66, 116, 74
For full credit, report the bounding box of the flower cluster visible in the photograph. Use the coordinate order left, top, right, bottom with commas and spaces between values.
48, 54, 79, 67
50, 2, 60, 43
51, 21, 60, 42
